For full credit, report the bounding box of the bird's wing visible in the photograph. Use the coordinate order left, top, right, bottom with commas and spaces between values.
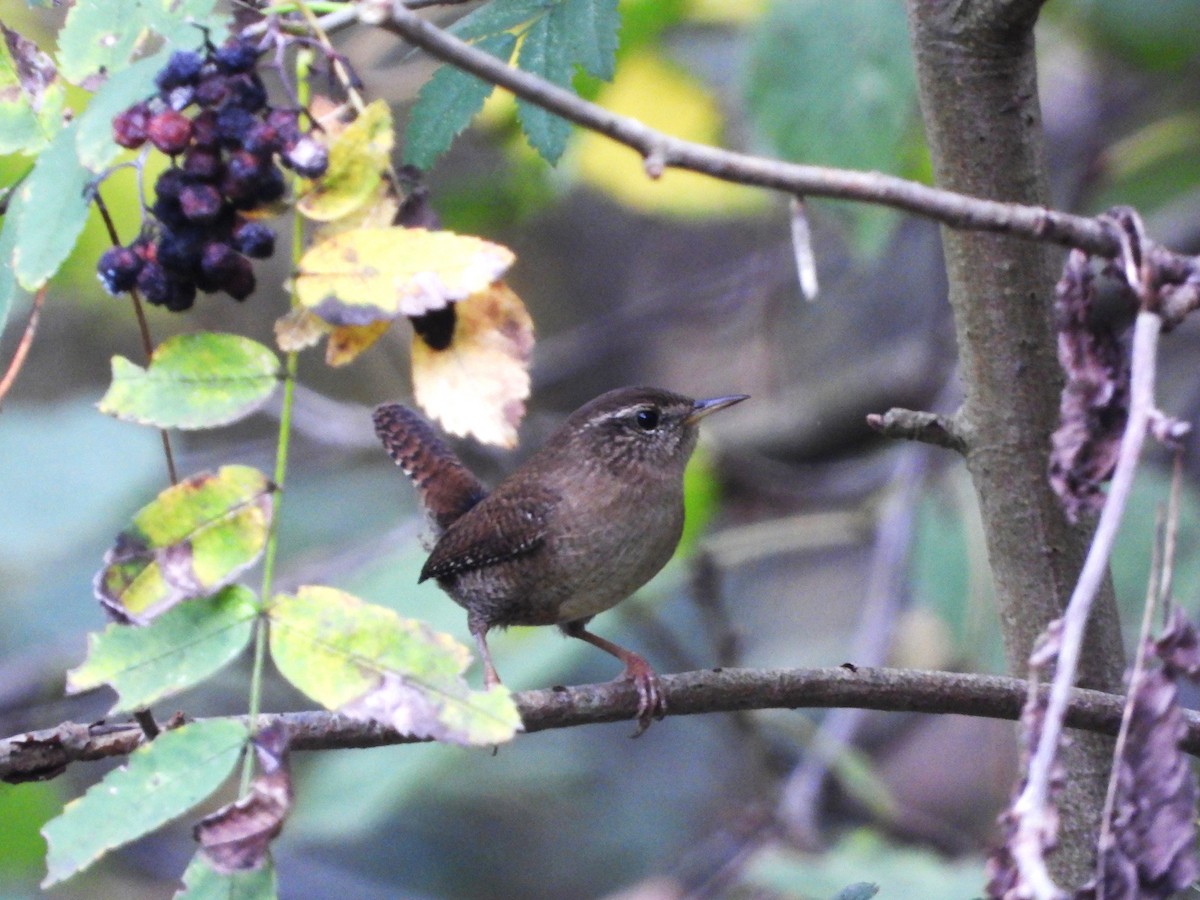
419, 485, 559, 582
372, 403, 488, 535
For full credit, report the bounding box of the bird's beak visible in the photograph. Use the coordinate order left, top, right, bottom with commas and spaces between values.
685, 394, 749, 425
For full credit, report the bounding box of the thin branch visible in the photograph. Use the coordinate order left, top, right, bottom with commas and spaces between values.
1011, 310, 1163, 898
866, 407, 967, 454
0, 284, 47, 408
8, 665, 1200, 783
380, 4, 1124, 257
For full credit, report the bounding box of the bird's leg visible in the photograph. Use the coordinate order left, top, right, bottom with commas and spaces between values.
469, 616, 502, 688
561, 620, 666, 736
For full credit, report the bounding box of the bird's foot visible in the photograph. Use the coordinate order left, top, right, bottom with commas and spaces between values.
619, 654, 666, 737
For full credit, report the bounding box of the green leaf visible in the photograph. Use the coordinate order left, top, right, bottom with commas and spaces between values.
744, 0, 919, 255
12, 120, 93, 290
55, 0, 147, 85
0, 782, 59, 878
451, 0, 556, 40
176, 852, 278, 900
75, 51, 169, 169
95, 466, 275, 622
98, 333, 281, 430
0, 181, 25, 337
0, 24, 66, 154
42, 720, 247, 888
269, 586, 522, 746
67, 585, 258, 712
402, 32, 517, 170
556, 0, 620, 80
515, 12, 574, 164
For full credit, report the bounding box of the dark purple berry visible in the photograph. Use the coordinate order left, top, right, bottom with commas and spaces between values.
201, 242, 255, 300
214, 38, 261, 74
194, 73, 230, 108
226, 73, 267, 112
163, 277, 197, 312
96, 246, 144, 294
282, 136, 328, 178
182, 147, 223, 181
265, 109, 301, 147
155, 50, 204, 92
191, 110, 220, 149
255, 165, 286, 204
154, 168, 187, 200
135, 261, 171, 305
232, 220, 275, 259
243, 122, 280, 155
179, 182, 223, 222
227, 150, 267, 182
147, 109, 193, 154
113, 102, 152, 149
157, 226, 205, 273
215, 106, 255, 146
219, 171, 257, 209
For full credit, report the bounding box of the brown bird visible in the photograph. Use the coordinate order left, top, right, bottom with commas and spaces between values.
373, 386, 747, 733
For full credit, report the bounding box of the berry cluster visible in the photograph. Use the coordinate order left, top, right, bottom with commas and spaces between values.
98, 37, 329, 311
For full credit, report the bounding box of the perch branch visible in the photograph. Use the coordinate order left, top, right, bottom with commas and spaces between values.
7, 665, 1200, 783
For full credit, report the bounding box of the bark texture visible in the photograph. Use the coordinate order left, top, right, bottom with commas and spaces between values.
904, 0, 1127, 886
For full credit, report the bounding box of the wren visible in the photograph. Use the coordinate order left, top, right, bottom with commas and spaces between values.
373, 386, 747, 733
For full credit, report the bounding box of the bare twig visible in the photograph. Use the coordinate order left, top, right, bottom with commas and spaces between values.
867, 407, 967, 454
380, 4, 1126, 257
0, 284, 46, 408
1011, 309, 1164, 898
11, 666, 1200, 783
788, 197, 818, 301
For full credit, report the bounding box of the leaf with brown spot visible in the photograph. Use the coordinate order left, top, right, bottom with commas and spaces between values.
94, 467, 274, 623
194, 722, 292, 874
268, 586, 522, 746
411, 281, 534, 447
326, 320, 392, 367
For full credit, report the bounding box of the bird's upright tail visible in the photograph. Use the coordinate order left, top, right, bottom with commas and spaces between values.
372, 403, 489, 535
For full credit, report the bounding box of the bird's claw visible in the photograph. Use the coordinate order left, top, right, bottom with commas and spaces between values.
622, 656, 666, 738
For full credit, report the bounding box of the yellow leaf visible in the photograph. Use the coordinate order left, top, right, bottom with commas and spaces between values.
412, 282, 533, 448
295, 227, 516, 325
326, 321, 392, 367
316, 180, 402, 238
297, 99, 395, 222
572, 50, 766, 217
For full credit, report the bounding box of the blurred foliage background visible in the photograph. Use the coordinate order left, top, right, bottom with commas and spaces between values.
3, 0, 1200, 897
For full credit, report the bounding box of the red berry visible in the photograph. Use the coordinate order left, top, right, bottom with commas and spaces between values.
113, 102, 152, 149
147, 109, 193, 154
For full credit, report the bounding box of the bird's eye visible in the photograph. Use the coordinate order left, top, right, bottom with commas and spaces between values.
635, 409, 660, 431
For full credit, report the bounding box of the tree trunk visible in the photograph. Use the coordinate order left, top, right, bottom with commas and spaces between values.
904, 0, 1127, 886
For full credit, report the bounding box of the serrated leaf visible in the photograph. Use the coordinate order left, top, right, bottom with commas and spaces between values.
176, 853, 278, 900
411, 281, 532, 447
556, 0, 620, 80
55, 0, 146, 85
0, 182, 24, 337
12, 120, 92, 290
295, 226, 515, 325
67, 585, 258, 712
298, 99, 394, 222
95, 466, 275, 623
0, 25, 66, 154
451, 0, 556, 40
403, 32, 516, 170
42, 720, 246, 888
515, 12, 574, 164
98, 333, 281, 430
269, 586, 522, 746
75, 51, 169, 169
